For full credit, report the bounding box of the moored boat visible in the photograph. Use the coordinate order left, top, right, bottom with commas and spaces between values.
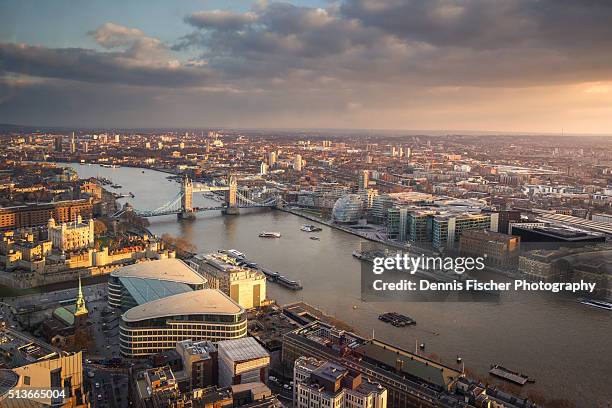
301, 224, 322, 232
578, 298, 612, 311
489, 364, 533, 385
259, 231, 281, 238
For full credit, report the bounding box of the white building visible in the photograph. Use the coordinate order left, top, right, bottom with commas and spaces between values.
218, 337, 270, 387
47, 215, 94, 252
190, 253, 266, 309
294, 154, 303, 172
293, 357, 387, 408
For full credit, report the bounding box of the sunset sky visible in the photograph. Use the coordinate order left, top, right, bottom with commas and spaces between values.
1, 0, 612, 134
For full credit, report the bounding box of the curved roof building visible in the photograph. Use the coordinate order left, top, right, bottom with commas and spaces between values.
109, 259, 246, 357
108, 258, 207, 309
332, 194, 363, 224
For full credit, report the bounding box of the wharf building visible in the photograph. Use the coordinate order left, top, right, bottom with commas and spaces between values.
107, 259, 247, 357
509, 223, 605, 250
0, 199, 93, 231
459, 230, 520, 268
519, 245, 612, 298
189, 253, 266, 309
293, 357, 387, 408
282, 322, 463, 408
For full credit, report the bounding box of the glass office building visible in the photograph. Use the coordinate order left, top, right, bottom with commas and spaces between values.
332, 194, 363, 223
108, 259, 246, 357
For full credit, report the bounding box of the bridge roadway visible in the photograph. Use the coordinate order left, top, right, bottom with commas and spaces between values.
137, 203, 276, 217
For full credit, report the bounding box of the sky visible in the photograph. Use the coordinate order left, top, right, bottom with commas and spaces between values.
1, 0, 612, 134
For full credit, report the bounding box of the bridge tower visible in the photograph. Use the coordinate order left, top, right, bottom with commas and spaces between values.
223, 174, 240, 215
179, 176, 196, 220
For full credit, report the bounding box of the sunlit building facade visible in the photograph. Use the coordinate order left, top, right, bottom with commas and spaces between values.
108, 259, 246, 357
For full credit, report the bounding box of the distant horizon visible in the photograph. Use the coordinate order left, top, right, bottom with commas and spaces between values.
2, 122, 612, 138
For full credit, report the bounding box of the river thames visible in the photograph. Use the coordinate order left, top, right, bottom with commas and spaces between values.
67, 163, 610, 406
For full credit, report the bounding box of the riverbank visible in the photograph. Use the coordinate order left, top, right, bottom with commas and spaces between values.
37, 159, 181, 176
279, 207, 409, 250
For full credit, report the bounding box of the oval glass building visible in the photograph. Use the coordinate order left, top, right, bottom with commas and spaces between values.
332, 194, 363, 223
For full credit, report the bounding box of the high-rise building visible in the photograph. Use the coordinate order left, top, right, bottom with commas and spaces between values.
268, 151, 277, 167
294, 154, 302, 171
260, 162, 269, 175
54, 135, 62, 152
359, 170, 369, 189
82, 141, 88, 153
70, 132, 76, 154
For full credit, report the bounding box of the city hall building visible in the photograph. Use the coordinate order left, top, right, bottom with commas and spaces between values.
108, 259, 247, 357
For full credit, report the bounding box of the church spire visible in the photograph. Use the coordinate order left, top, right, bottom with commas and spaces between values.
75, 275, 88, 316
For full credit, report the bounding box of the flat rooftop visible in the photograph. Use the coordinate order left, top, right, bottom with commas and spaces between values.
217, 337, 269, 362
354, 339, 461, 390
111, 258, 206, 286
122, 289, 243, 322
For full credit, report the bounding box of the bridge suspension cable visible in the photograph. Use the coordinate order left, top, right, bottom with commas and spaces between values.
235, 191, 277, 207
133, 191, 184, 217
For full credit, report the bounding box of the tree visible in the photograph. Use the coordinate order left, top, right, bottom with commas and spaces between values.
161, 233, 196, 254
93, 219, 107, 235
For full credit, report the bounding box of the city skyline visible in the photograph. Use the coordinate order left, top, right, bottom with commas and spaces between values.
2, 0, 612, 134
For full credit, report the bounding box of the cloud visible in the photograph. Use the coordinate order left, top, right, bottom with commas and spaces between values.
0, 22, 212, 87
3, 1, 612, 132
89, 22, 151, 49
340, 0, 612, 50
174, 0, 612, 89
185, 10, 258, 31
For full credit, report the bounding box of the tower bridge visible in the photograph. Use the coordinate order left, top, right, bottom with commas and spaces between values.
114, 175, 280, 219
